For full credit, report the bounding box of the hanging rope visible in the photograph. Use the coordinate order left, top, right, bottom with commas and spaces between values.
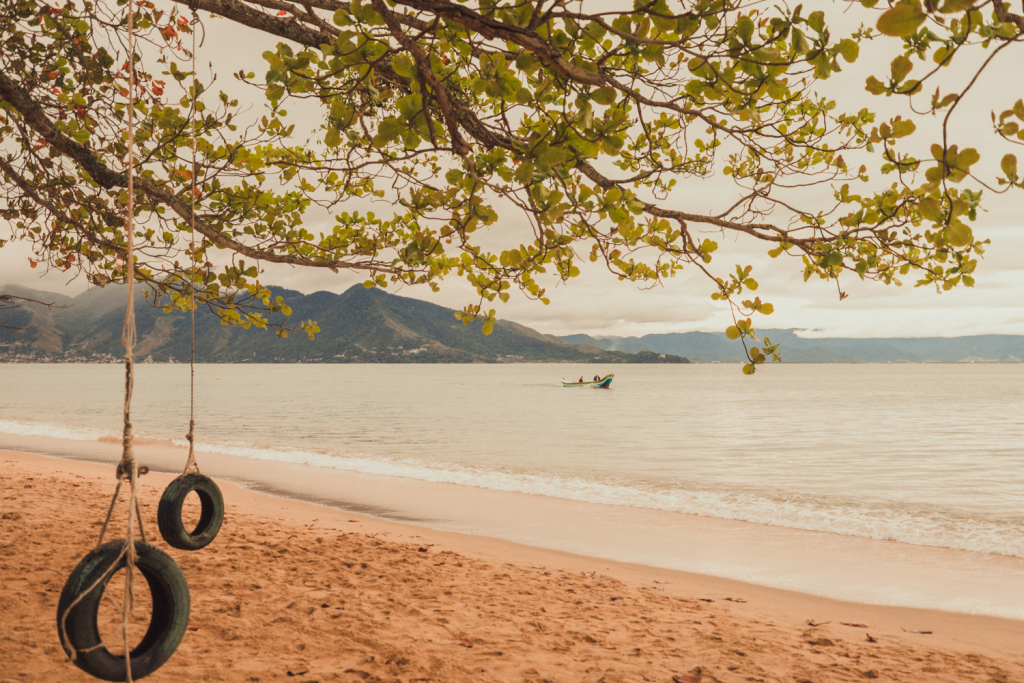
57, 463, 148, 667
117, 3, 141, 679
182, 7, 201, 477
156, 9, 224, 554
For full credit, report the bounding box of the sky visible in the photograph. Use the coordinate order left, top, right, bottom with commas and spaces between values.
2, 1, 1021, 339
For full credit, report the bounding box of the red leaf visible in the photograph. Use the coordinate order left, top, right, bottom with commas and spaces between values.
459, 639, 473, 648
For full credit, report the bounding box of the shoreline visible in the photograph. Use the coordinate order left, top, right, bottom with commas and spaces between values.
5, 430, 1024, 622
2, 448, 1022, 680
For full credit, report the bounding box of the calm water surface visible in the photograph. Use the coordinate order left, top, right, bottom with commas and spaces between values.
1, 363, 1021, 559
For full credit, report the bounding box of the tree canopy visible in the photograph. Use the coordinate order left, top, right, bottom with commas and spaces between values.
1, 0, 1021, 371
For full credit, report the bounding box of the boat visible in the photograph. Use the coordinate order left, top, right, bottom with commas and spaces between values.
562, 374, 614, 388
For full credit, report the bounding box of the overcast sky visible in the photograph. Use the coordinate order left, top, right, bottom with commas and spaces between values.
2, 1, 1021, 339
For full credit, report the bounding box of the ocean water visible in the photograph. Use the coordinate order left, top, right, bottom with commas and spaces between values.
2, 363, 1023, 614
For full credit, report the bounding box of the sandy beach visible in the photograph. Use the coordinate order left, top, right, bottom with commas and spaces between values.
2, 449, 1023, 683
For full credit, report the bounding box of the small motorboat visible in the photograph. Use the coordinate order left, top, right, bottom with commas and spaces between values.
562, 374, 614, 388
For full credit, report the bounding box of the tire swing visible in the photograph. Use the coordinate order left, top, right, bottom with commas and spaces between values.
157, 7, 224, 553
57, 6, 189, 679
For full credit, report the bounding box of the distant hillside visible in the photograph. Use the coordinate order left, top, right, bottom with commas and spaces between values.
564, 330, 1024, 363
0, 284, 688, 364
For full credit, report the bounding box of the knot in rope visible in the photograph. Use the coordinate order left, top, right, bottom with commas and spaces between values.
115, 460, 150, 482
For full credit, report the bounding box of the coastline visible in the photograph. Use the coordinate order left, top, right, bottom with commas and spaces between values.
5, 427, 1024, 621
2, 449, 1023, 682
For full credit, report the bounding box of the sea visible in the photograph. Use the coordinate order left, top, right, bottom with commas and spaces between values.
2, 363, 1023, 618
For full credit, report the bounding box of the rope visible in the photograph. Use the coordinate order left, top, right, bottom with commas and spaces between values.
119, 5, 140, 679
183, 7, 200, 477
58, 468, 148, 665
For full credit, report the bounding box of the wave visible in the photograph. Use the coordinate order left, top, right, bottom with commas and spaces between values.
2, 418, 1022, 559
0, 419, 178, 448
194, 438, 1024, 560
0, 419, 116, 442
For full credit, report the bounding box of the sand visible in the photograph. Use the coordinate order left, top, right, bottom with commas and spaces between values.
2, 450, 1022, 683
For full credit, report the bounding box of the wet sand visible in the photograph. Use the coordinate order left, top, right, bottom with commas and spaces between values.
2, 450, 1022, 682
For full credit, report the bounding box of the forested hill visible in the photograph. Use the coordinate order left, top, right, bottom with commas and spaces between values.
0, 284, 687, 364
562, 330, 1024, 364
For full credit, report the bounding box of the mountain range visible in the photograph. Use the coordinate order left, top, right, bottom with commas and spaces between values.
561, 330, 1024, 363
3, 282, 1020, 364
0, 284, 686, 364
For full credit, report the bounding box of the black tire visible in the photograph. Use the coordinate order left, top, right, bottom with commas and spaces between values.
57, 540, 190, 681
157, 473, 224, 551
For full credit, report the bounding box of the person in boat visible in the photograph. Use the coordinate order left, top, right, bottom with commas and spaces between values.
579, 376, 584, 383
593, 374, 600, 381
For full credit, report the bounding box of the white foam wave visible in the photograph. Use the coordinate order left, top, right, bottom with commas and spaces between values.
0, 419, 116, 443
192, 439, 1024, 559
2, 419, 1021, 559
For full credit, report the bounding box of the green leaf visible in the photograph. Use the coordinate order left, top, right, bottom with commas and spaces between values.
791, 27, 809, 54
591, 86, 617, 105
726, 325, 741, 340
890, 55, 913, 83
838, 39, 859, 63
919, 197, 943, 222
265, 83, 285, 102
601, 135, 625, 156
946, 223, 973, 247
324, 127, 341, 148
865, 76, 887, 95
1001, 153, 1018, 179
890, 118, 916, 138
939, 0, 975, 12
392, 54, 416, 79
333, 7, 352, 25
807, 11, 826, 33
876, 0, 926, 37
933, 46, 953, 66
372, 117, 402, 147
736, 15, 755, 42
742, 363, 756, 375
956, 147, 980, 169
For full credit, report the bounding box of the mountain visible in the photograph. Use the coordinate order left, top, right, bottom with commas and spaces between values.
564, 330, 1024, 363
0, 284, 688, 364
560, 334, 654, 354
